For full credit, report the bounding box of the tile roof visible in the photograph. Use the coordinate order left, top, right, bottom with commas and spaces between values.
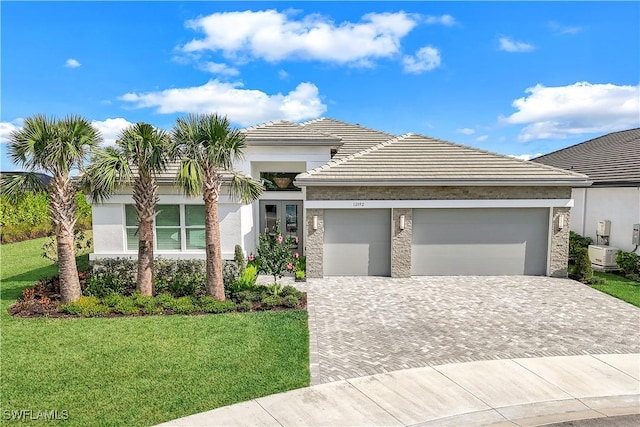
532, 128, 640, 185
241, 120, 341, 145
301, 118, 396, 159
295, 133, 591, 186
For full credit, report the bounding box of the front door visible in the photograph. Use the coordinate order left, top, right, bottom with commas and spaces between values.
259, 200, 303, 252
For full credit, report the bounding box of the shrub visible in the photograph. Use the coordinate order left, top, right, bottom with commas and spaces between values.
113, 298, 139, 315
569, 232, 593, 265
154, 259, 206, 297
280, 285, 303, 299
0, 191, 91, 243
615, 251, 640, 276
233, 289, 264, 303
282, 294, 300, 308
236, 300, 252, 312
88, 258, 137, 297
166, 296, 197, 314
261, 295, 283, 309
59, 296, 109, 317
295, 270, 306, 280
588, 276, 607, 286
234, 245, 246, 276
155, 293, 175, 309
570, 248, 593, 283
223, 261, 240, 289
199, 296, 236, 314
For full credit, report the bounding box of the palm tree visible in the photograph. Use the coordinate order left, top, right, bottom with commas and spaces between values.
83, 123, 171, 295
4, 115, 101, 302
172, 113, 262, 300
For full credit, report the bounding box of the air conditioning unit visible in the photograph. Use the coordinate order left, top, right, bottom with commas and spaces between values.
588, 245, 620, 271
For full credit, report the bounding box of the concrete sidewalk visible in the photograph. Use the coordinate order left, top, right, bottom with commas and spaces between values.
158, 353, 640, 427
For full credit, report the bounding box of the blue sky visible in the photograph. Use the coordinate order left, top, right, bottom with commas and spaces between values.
1, 1, 639, 171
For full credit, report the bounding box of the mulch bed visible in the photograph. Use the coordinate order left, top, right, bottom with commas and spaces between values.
8, 273, 307, 318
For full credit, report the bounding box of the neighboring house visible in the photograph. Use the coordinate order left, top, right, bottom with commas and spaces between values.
90, 118, 591, 278
533, 128, 640, 253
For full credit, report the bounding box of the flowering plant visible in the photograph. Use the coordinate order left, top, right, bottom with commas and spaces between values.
255, 219, 297, 283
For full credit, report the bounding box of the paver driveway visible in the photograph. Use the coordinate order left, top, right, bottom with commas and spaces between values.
306, 276, 640, 384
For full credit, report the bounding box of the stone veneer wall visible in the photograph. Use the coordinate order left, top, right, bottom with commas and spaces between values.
304, 186, 572, 278
391, 208, 412, 278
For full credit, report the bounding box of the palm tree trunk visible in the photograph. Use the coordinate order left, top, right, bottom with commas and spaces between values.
133, 174, 158, 296
203, 173, 224, 301
49, 175, 81, 303
137, 218, 154, 296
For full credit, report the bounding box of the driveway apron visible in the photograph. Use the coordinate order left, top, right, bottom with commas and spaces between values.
306, 276, 640, 384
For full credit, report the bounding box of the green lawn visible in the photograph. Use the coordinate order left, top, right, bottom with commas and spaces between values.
0, 237, 309, 426
592, 271, 640, 307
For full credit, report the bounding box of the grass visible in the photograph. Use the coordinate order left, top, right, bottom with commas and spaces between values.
0, 237, 309, 426
592, 271, 640, 307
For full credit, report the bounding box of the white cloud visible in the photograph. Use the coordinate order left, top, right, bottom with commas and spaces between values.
278, 69, 289, 80
456, 127, 475, 135
198, 61, 240, 76
119, 80, 326, 126
402, 46, 441, 74
502, 81, 640, 141
65, 58, 81, 68
91, 118, 134, 146
476, 135, 488, 142
180, 10, 418, 65
508, 153, 543, 161
425, 14, 456, 26
548, 21, 581, 35
498, 36, 535, 53
0, 119, 24, 144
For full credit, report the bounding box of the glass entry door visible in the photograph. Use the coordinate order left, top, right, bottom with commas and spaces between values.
259, 200, 303, 252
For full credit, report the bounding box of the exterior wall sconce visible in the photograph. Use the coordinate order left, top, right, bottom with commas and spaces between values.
400, 215, 406, 230
558, 214, 566, 230
313, 215, 318, 230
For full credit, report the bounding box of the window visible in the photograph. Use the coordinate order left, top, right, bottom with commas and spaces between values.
156, 205, 181, 250
125, 205, 139, 251
185, 205, 206, 250
124, 204, 206, 252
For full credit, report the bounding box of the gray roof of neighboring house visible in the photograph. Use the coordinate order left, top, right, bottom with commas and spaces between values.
295, 133, 591, 186
532, 128, 640, 186
241, 120, 342, 145
301, 118, 396, 159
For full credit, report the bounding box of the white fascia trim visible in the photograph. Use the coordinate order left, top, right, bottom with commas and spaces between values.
94, 194, 240, 204
295, 180, 592, 187
247, 140, 340, 146
305, 199, 575, 209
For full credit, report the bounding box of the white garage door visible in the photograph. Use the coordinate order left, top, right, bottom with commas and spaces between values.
324, 209, 391, 276
412, 208, 549, 275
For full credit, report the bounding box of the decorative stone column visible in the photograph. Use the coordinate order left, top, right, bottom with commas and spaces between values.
391, 208, 412, 278
306, 209, 324, 278
550, 207, 571, 277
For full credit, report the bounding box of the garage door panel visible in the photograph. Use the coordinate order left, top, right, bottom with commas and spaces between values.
412, 208, 548, 276
324, 209, 390, 276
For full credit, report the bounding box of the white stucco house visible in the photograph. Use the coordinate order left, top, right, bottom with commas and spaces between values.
533, 128, 640, 253
90, 118, 591, 278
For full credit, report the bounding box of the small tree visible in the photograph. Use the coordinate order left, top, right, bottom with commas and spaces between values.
571, 247, 593, 283
255, 220, 297, 283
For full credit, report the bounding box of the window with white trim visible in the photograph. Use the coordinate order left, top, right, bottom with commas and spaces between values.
124, 204, 206, 252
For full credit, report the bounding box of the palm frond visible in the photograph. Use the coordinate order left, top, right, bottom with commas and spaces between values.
176, 158, 204, 197
7, 114, 56, 171
1, 173, 48, 203
229, 174, 264, 204
81, 147, 131, 203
